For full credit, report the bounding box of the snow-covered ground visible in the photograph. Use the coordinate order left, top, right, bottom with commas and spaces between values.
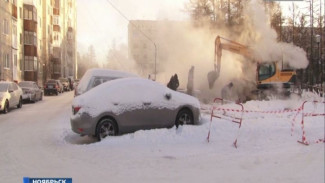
0, 91, 324, 183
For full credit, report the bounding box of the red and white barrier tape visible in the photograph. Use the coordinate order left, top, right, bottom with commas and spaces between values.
207, 98, 325, 147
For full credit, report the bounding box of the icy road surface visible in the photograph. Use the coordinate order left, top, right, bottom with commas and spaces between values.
0, 91, 324, 183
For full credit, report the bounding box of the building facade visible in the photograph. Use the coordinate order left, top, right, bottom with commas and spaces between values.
0, 0, 76, 84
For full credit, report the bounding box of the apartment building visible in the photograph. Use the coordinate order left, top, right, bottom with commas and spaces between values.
0, 0, 14, 81
0, 0, 76, 84
48, 0, 76, 80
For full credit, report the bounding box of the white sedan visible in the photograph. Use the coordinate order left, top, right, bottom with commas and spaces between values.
0, 81, 23, 114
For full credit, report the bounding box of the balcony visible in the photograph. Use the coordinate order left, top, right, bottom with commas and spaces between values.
24, 20, 37, 32
53, 25, 60, 32
12, 4, 17, 19
24, 45, 37, 57
53, 8, 60, 15
51, 57, 61, 63
24, 71, 38, 82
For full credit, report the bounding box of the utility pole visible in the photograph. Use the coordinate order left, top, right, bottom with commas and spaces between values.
292, 2, 295, 44
310, 0, 314, 86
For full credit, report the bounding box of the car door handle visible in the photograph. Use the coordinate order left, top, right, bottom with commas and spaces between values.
143, 102, 151, 106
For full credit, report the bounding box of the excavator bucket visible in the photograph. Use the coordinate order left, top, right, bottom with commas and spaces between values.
207, 70, 218, 89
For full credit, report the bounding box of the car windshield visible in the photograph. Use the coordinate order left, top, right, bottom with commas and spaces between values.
19, 82, 33, 87
60, 78, 68, 82
47, 80, 56, 83
0, 83, 8, 92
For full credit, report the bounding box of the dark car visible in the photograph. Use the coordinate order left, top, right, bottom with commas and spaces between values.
44, 80, 61, 96
18, 81, 43, 102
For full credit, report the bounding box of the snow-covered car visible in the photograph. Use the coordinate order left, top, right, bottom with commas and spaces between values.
75, 68, 137, 96
71, 78, 201, 141
18, 81, 43, 102
0, 81, 23, 114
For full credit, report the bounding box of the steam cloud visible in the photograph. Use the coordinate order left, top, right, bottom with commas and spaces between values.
110, 0, 309, 102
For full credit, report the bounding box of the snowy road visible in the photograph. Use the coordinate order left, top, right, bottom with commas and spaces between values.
0, 91, 324, 183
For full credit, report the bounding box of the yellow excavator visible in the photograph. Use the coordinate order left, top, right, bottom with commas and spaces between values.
207, 35, 297, 100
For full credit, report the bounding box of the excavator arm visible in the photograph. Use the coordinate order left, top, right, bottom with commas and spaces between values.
208, 35, 255, 89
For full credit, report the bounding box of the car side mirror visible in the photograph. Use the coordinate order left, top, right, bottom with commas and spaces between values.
165, 93, 171, 100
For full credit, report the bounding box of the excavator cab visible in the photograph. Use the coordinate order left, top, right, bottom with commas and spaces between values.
257, 62, 296, 90
257, 63, 276, 81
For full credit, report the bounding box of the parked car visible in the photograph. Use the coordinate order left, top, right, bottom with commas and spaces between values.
59, 78, 70, 91
73, 79, 80, 89
75, 68, 138, 96
71, 78, 201, 141
18, 81, 43, 102
56, 80, 64, 93
44, 80, 61, 96
0, 81, 23, 114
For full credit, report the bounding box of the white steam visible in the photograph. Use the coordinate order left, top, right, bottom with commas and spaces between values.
240, 0, 308, 69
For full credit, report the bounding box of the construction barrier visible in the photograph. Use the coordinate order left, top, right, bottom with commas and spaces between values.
207, 98, 244, 148
207, 98, 325, 148
297, 101, 325, 145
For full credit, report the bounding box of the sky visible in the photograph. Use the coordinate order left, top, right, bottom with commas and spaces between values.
76, 0, 189, 62
76, 0, 322, 63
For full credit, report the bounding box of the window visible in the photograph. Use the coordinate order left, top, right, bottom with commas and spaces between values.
53, 16, 59, 25
9, 84, 14, 92
20, 59, 23, 70
3, 53, 10, 68
14, 54, 17, 67
68, 32, 73, 40
13, 83, 18, 90
3, 19, 9, 35
24, 31, 37, 45
258, 63, 276, 81
24, 56, 37, 71
53, 63, 60, 73
24, 7, 36, 20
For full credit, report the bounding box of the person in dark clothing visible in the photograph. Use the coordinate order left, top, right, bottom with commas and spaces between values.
167, 74, 179, 91
187, 66, 194, 95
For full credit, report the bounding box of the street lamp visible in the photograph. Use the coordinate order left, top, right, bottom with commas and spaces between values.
315, 35, 321, 90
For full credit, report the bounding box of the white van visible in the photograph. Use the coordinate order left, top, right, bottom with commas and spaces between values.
75, 68, 138, 96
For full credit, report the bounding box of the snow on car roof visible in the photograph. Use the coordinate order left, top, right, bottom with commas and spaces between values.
73, 77, 200, 117
77, 68, 138, 95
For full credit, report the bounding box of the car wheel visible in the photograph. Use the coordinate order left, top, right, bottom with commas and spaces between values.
17, 97, 22, 108
3, 100, 9, 114
175, 109, 194, 128
96, 118, 118, 141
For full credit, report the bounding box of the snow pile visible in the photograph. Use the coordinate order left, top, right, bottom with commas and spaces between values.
73, 78, 200, 117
